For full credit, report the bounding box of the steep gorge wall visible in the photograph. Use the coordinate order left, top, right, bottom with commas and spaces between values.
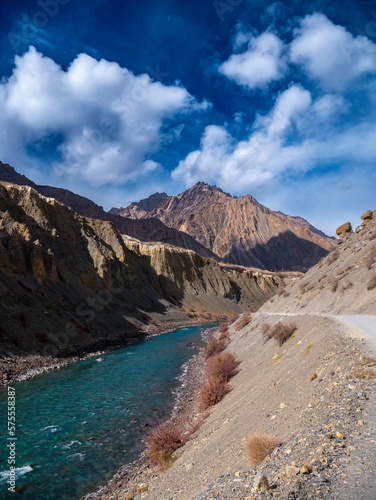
123, 237, 283, 312
0, 183, 282, 360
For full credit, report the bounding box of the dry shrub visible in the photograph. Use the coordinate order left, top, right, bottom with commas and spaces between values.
326, 250, 339, 265
219, 322, 229, 334
276, 285, 286, 296
353, 367, 376, 379
202, 338, 227, 360
367, 275, 376, 291
149, 319, 157, 326
364, 247, 376, 270
145, 421, 187, 466
338, 265, 353, 275
206, 352, 240, 383
235, 312, 252, 331
339, 280, 352, 292
218, 322, 230, 342
228, 313, 240, 325
361, 356, 376, 366
260, 322, 273, 343
329, 277, 339, 292
199, 379, 231, 410
246, 433, 281, 467
272, 321, 297, 347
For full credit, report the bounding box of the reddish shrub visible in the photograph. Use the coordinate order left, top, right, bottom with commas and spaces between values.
272, 321, 297, 347
149, 319, 157, 326
260, 322, 273, 343
202, 338, 227, 360
235, 312, 252, 331
206, 352, 240, 383
219, 322, 229, 334
228, 313, 240, 325
218, 322, 230, 342
199, 379, 231, 410
145, 422, 186, 467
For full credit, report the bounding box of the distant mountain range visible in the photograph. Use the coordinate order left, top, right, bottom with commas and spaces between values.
111, 182, 336, 271
0, 162, 335, 271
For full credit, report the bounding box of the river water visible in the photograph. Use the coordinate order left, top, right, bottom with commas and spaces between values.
0, 324, 213, 499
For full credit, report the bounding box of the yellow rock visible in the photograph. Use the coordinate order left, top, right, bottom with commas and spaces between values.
301, 465, 310, 474
336, 432, 345, 439
286, 466, 300, 476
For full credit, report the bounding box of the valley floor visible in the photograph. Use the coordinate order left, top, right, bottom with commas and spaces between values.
97, 312, 376, 500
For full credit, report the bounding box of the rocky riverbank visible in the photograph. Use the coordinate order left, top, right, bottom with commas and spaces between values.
82, 326, 216, 500
0, 320, 217, 386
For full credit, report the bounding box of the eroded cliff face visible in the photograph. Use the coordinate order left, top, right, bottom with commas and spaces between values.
118, 182, 336, 271
0, 162, 217, 261
0, 183, 283, 359
123, 237, 284, 313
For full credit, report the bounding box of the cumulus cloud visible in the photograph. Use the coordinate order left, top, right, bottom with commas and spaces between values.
176, 13, 376, 198
290, 13, 376, 92
172, 82, 376, 193
220, 14, 376, 94
0, 47, 205, 186
219, 32, 287, 90
172, 85, 314, 188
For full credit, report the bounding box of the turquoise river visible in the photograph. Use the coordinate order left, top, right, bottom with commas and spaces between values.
0, 324, 214, 499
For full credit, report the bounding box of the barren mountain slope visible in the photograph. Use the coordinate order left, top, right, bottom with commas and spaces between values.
0, 162, 217, 260
117, 182, 335, 271
261, 210, 376, 315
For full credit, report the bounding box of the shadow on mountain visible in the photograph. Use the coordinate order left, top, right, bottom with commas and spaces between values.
225, 231, 330, 272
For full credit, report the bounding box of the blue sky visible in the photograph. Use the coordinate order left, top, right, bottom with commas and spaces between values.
0, 0, 375, 235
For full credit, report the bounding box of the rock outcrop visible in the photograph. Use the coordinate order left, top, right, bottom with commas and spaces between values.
115, 182, 336, 272
336, 222, 352, 241
361, 210, 373, 221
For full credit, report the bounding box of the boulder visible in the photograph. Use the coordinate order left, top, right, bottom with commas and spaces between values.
361, 210, 373, 221
336, 222, 352, 241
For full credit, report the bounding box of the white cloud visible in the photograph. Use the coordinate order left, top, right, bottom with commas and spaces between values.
172, 85, 313, 188
0, 47, 204, 186
172, 83, 376, 193
290, 13, 376, 92
219, 32, 287, 90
